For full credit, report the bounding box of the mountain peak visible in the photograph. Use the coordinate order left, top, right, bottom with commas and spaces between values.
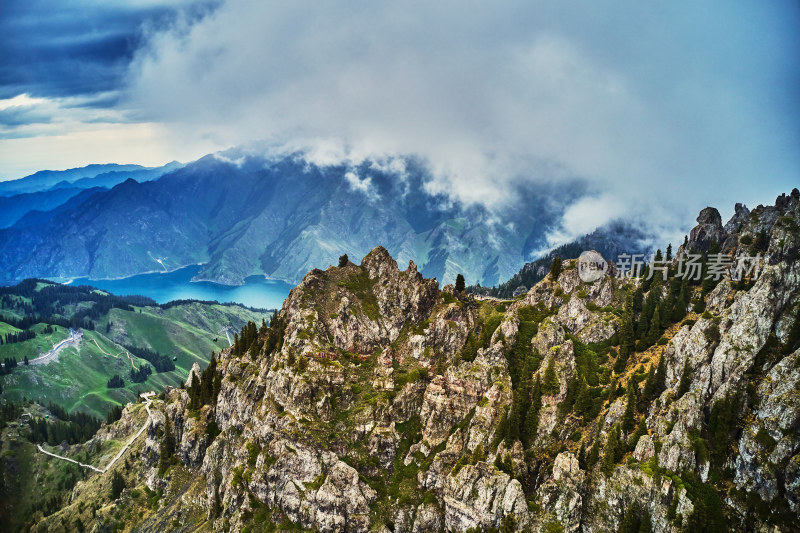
688, 206, 725, 252
362, 245, 398, 277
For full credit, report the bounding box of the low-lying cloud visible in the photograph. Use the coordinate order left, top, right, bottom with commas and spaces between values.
2, 0, 798, 254
123, 0, 799, 249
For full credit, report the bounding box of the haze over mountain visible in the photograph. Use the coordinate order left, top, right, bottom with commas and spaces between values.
472, 220, 657, 298
1, 3, 798, 532
0, 162, 183, 229
0, 151, 590, 287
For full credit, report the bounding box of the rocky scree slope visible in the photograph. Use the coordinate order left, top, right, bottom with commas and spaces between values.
32, 189, 800, 533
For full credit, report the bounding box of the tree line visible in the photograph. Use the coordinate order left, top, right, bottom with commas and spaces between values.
122, 343, 174, 372
107, 374, 125, 388
27, 402, 102, 445
0, 278, 157, 335
129, 364, 152, 383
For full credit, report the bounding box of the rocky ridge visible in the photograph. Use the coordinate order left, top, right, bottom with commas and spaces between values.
29, 189, 800, 532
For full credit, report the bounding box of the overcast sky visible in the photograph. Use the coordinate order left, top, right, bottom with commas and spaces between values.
0, 0, 798, 246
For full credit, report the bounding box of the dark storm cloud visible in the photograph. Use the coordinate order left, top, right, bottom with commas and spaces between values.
0, 105, 52, 126
0, 0, 216, 101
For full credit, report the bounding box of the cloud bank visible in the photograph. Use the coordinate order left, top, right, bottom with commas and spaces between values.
123, 0, 799, 245
1, 0, 798, 251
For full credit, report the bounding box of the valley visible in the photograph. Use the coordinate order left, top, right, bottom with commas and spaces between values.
0, 280, 270, 419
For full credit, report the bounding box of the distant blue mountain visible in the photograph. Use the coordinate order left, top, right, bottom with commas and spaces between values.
0, 152, 583, 287
0, 161, 183, 197
0, 187, 84, 228
0, 161, 184, 229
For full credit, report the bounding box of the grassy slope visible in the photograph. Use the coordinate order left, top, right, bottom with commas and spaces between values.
0, 303, 267, 418
0, 320, 21, 337
0, 401, 163, 533
0, 322, 67, 360
1, 398, 210, 533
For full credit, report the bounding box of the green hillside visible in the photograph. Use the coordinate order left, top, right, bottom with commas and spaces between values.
0, 280, 269, 419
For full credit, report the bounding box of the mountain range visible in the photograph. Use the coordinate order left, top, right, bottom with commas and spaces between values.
0, 152, 591, 287
4, 189, 798, 532
0, 162, 183, 229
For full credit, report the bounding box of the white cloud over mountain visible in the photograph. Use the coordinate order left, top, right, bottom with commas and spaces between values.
1, 0, 798, 250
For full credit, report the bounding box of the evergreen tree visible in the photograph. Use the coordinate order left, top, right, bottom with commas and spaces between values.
675, 277, 689, 320
666, 492, 679, 521
638, 510, 652, 533
618, 502, 641, 533
200, 354, 217, 405
781, 306, 800, 354
621, 381, 637, 433
506, 393, 521, 445
660, 291, 674, 328
636, 305, 649, 341
617, 291, 635, 372
653, 355, 666, 394
549, 257, 563, 281
629, 417, 648, 451
574, 378, 593, 421
641, 356, 666, 407
641, 364, 657, 405
471, 443, 485, 463
523, 377, 542, 446
213, 486, 223, 518
491, 408, 509, 452
750, 229, 769, 255
107, 404, 123, 424
578, 443, 587, 470
542, 357, 560, 396
645, 305, 661, 346
601, 425, 621, 475
338, 254, 349, 267
683, 495, 710, 532
110, 470, 125, 500
633, 289, 644, 314
500, 513, 516, 533
588, 434, 601, 468
455, 274, 466, 293
708, 392, 739, 466
701, 249, 719, 295
158, 417, 176, 476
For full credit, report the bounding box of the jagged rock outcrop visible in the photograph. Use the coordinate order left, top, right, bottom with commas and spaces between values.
39, 189, 800, 533
688, 206, 726, 253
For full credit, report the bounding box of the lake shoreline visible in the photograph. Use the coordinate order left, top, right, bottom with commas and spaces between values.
67, 264, 294, 310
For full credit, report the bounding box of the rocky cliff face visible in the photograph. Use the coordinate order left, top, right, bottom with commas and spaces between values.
32, 189, 800, 532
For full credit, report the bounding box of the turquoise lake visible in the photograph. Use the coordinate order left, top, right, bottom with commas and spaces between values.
71, 265, 293, 310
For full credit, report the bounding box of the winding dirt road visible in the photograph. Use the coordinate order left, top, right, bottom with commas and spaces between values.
37, 392, 155, 473
28, 328, 82, 366
89, 337, 137, 368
